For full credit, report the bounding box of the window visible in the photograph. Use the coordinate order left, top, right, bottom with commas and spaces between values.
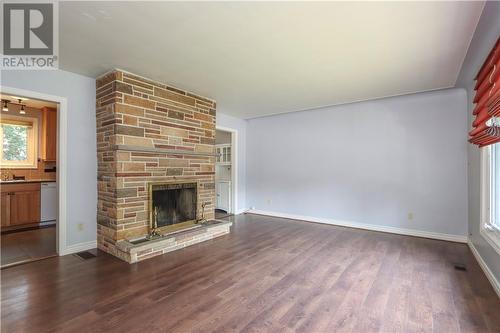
480, 144, 500, 254
489, 144, 500, 231
0, 116, 38, 168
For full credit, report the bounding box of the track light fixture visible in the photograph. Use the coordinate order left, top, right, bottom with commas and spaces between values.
19, 99, 26, 114
2, 100, 9, 112
1, 98, 29, 114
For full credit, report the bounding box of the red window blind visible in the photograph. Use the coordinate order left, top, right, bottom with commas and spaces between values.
469, 37, 500, 147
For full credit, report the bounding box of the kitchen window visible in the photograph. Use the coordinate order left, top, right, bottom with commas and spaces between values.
0, 116, 38, 169
480, 143, 500, 254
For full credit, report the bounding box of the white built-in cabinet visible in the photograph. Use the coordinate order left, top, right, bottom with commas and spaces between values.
216, 144, 231, 165
216, 181, 231, 213
215, 144, 232, 213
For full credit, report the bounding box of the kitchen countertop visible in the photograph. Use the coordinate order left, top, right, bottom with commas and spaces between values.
0, 179, 56, 184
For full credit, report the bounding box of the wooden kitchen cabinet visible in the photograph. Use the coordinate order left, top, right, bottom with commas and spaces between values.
1, 192, 10, 227
41, 107, 57, 162
0, 183, 41, 227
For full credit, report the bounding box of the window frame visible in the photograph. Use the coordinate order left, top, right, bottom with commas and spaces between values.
0, 115, 38, 169
480, 145, 500, 255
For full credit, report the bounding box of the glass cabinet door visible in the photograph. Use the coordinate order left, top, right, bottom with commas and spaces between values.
223, 147, 228, 163
216, 145, 232, 164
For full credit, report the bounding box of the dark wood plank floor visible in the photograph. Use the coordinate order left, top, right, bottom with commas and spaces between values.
215, 209, 233, 219
1, 214, 499, 333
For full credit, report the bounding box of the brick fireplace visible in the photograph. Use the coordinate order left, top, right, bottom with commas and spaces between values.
96, 70, 230, 263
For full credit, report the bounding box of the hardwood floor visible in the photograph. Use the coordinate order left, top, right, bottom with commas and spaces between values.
1, 225, 57, 268
1, 214, 499, 332
215, 209, 233, 219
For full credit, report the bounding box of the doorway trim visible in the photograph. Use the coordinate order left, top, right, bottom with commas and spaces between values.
215, 125, 238, 214
1, 85, 68, 255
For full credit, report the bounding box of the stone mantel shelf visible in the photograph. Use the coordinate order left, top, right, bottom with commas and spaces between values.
113, 144, 218, 157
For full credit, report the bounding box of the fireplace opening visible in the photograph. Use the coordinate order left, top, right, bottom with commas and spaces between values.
149, 182, 197, 233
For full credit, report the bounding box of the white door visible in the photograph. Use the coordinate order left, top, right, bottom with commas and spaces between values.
217, 182, 230, 213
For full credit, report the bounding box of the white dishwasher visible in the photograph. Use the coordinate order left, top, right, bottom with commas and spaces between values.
41, 182, 58, 222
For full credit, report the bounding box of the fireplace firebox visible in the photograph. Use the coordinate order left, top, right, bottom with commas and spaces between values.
149, 182, 197, 234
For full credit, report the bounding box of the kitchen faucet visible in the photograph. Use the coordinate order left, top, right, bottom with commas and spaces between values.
1, 170, 12, 181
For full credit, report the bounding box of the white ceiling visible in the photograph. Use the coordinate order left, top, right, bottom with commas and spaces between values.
59, 1, 484, 119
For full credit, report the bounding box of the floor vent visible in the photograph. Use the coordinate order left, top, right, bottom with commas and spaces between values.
74, 251, 97, 260
453, 263, 467, 271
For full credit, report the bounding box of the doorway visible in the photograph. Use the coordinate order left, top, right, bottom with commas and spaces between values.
215, 129, 235, 219
0, 93, 59, 268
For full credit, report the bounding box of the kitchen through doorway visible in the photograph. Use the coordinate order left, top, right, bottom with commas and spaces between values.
0, 93, 59, 268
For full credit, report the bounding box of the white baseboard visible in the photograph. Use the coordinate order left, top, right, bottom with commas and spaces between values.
247, 209, 468, 243
59, 240, 97, 256
468, 241, 500, 298
235, 208, 249, 215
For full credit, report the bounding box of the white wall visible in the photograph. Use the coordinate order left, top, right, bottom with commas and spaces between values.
216, 130, 231, 144
1, 69, 97, 248
456, 1, 500, 286
246, 89, 468, 238
216, 112, 247, 213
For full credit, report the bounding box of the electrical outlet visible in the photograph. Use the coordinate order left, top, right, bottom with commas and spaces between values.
78, 223, 84, 231
407, 212, 414, 221
267, 198, 272, 205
